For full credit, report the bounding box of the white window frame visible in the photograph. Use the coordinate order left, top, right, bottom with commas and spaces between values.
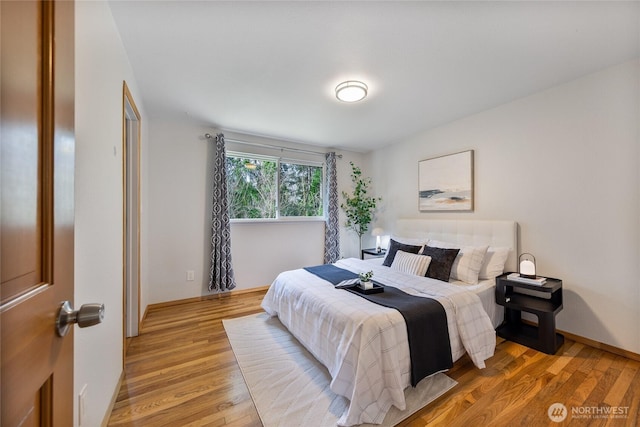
226, 151, 326, 222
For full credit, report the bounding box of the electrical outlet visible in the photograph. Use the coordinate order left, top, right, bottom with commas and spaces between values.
79, 384, 87, 426
186, 270, 195, 281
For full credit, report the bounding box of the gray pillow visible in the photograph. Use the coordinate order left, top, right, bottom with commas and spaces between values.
382, 239, 422, 267
421, 246, 460, 282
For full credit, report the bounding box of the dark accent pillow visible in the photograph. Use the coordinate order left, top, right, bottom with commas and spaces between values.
382, 239, 422, 267
421, 246, 460, 282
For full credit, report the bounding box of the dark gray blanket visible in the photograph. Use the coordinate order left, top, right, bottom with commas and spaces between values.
303, 264, 359, 287
346, 284, 453, 386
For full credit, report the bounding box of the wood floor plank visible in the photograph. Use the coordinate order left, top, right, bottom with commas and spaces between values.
108, 289, 640, 426
609, 368, 640, 427
604, 360, 638, 407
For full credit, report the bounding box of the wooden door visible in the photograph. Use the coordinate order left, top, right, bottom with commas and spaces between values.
1, 0, 75, 425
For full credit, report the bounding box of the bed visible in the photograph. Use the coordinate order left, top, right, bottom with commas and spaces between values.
261, 219, 517, 426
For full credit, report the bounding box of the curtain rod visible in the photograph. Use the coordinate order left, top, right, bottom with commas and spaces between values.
204, 133, 342, 158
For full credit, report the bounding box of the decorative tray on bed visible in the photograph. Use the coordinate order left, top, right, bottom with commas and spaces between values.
351, 282, 384, 295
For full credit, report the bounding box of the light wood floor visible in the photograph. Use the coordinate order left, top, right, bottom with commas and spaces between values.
108, 289, 639, 427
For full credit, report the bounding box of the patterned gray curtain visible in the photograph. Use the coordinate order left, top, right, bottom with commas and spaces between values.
324, 152, 340, 263
209, 133, 236, 292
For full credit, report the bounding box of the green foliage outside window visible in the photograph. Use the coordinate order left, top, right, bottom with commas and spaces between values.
226, 154, 324, 219
279, 163, 323, 217
226, 157, 277, 219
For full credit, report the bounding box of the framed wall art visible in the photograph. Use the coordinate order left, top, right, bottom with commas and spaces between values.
418, 150, 474, 212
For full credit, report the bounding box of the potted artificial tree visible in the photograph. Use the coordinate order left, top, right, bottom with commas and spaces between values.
341, 162, 381, 253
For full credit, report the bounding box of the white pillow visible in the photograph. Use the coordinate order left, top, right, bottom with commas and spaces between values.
479, 246, 511, 280
390, 250, 432, 277
427, 239, 488, 284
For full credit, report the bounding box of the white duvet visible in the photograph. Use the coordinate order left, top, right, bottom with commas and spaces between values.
261, 258, 496, 426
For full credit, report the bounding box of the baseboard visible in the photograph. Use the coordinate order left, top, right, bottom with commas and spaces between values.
102, 371, 124, 427
559, 328, 640, 362
141, 305, 149, 325
519, 319, 640, 362
145, 285, 271, 312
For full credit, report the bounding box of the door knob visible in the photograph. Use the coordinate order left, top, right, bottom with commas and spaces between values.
56, 301, 105, 337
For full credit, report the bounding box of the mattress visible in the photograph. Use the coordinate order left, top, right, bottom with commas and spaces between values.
367, 257, 503, 328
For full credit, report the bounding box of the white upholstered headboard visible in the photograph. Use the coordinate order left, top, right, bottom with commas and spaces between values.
394, 219, 518, 273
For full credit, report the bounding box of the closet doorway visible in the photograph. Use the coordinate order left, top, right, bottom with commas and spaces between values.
123, 82, 141, 358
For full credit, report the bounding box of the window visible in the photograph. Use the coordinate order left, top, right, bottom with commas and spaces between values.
226, 152, 324, 220
226, 155, 277, 219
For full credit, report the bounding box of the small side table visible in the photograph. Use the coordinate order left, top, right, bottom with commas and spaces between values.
495, 273, 564, 354
361, 248, 386, 260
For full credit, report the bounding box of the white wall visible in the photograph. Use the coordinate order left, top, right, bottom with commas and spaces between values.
368, 60, 640, 354
75, 1, 149, 426
146, 119, 366, 303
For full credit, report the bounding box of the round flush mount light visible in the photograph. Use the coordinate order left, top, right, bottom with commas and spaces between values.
335, 80, 368, 102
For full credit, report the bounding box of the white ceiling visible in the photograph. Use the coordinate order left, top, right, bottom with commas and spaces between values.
109, 1, 640, 152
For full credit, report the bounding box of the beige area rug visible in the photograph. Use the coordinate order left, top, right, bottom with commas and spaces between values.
223, 313, 457, 427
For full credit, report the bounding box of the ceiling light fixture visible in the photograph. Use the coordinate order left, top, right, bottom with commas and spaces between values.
335, 80, 368, 103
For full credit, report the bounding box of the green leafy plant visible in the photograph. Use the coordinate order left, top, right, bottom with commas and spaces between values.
341, 162, 381, 252
359, 271, 374, 282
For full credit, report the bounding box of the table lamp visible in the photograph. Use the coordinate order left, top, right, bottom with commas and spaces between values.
371, 228, 384, 253
519, 253, 536, 279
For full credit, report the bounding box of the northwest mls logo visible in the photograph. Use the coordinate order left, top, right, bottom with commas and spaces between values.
548, 403, 568, 422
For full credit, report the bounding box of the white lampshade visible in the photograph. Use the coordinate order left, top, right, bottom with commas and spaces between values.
335, 81, 368, 102
371, 228, 384, 237
371, 228, 384, 253
519, 253, 536, 279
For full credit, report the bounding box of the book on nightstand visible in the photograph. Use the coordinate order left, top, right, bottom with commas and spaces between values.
506, 272, 547, 286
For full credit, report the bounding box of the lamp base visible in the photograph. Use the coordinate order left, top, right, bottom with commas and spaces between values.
520, 273, 536, 279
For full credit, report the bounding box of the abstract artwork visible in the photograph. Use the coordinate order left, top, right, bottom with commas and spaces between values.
419, 150, 474, 211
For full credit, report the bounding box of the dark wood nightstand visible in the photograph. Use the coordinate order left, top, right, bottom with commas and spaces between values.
361, 248, 386, 260
495, 273, 564, 354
